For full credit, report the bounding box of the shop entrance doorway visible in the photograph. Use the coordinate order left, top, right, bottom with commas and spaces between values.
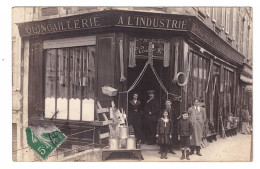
127, 57, 168, 113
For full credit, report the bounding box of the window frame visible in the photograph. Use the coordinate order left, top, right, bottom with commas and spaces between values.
43, 37, 96, 121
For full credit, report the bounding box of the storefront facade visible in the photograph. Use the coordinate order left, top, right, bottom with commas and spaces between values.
16, 9, 250, 159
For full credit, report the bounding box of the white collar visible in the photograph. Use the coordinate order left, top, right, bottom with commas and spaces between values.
161, 118, 169, 123
194, 106, 201, 112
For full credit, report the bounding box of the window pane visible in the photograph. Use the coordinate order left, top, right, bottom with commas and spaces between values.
82, 46, 95, 121
56, 49, 68, 119
44, 49, 56, 118
69, 47, 82, 120
44, 46, 95, 121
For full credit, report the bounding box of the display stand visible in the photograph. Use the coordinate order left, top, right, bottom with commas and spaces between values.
96, 101, 113, 148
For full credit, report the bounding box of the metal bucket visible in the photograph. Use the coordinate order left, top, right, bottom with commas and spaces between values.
119, 126, 128, 139
109, 138, 119, 150
127, 137, 136, 149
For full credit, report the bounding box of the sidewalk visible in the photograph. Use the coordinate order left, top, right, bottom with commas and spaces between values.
105, 133, 252, 162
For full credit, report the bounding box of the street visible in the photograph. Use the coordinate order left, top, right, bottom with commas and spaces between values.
105, 133, 252, 162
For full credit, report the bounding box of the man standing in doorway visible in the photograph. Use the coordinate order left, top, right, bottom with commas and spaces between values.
143, 90, 160, 145
188, 98, 207, 156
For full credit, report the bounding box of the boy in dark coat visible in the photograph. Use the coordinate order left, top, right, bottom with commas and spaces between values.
178, 111, 193, 160
156, 110, 173, 159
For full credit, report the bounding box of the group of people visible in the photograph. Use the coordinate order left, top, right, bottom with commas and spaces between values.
128, 90, 207, 160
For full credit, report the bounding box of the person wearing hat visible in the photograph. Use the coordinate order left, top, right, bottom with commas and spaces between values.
128, 92, 144, 143
178, 111, 193, 160
188, 98, 207, 156
241, 105, 251, 134
143, 90, 160, 145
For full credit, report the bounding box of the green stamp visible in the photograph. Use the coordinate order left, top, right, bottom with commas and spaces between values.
26, 125, 66, 160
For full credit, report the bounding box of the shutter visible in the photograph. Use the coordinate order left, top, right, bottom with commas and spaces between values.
28, 39, 44, 119
96, 34, 115, 107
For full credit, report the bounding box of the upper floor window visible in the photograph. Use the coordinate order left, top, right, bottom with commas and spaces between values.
205, 7, 211, 18
225, 8, 230, 34
212, 7, 217, 23
221, 8, 225, 27
40, 7, 58, 17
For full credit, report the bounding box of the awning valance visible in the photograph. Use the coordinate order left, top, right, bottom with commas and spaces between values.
240, 74, 253, 84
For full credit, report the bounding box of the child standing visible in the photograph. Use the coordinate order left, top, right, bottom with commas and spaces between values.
156, 110, 173, 159
178, 111, 193, 160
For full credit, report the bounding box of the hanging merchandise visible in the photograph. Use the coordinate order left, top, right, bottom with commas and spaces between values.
128, 40, 137, 68
81, 47, 88, 87
58, 49, 65, 85
172, 42, 190, 87
102, 85, 118, 96
205, 59, 214, 93
119, 40, 126, 82
172, 43, 179, 83
163, 42, 170, 67
209, 76, 217, 123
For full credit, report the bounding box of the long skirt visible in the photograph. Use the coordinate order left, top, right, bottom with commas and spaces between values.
241, 122, 250, 134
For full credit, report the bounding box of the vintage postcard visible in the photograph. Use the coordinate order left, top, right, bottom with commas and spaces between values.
12, 7, 253, 162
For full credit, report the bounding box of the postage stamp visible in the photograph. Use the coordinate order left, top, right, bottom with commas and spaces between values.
26, 125, 66, 160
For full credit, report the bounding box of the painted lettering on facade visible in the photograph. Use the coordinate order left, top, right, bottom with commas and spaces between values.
18, 11, 191, 36
116, 15, 188, 30
24, 17, 101, 35
135, 38, 166, 57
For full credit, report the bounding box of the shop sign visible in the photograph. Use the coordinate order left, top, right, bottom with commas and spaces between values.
116, 14, 190, 31
135, 39, 166, 57
17, 10, 192, 37
19, 16, 103, 36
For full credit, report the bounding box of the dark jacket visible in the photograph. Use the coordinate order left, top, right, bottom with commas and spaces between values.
128, 100, 142, 124
143, 97, 160, 122
177, 118, 193, 136
128, 100, 142, 114
156, 118, 173, 135
156, 118, 173, 145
